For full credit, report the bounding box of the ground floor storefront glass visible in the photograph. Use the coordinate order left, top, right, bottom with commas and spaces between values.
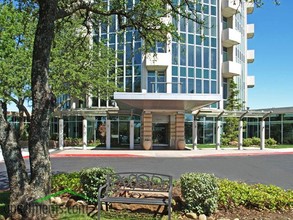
50, 112, 293, 147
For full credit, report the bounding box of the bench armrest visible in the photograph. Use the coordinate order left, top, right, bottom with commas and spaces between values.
98, 183, 108, 200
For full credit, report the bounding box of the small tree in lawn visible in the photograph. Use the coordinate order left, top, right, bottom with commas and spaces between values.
221, 79, 243, 145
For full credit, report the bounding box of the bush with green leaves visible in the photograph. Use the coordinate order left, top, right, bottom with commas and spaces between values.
221, 137, 230, 146
51, 172, 81, 193
251, 137, 261, 146
218, 179, 293, 210
180, 173, 218, 215
243, 138, 253, 147
265, 138, 277, 146
80, 167, 115, 203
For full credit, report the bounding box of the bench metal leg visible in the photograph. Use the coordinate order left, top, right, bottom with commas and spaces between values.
97, 201, 101, 220
168, 204, 171, 220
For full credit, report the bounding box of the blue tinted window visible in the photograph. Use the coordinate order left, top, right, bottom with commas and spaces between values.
188, 79, 194, 93
188, 20, 194, 33
180, 44, 186, 65
204, 48, 209, 68
211, 81, 216, 94
180, 67, 186, 77
211, 70, 216, 79
204, 80, 209, 93
196, 79, 202, 93
196, 47, 202, 67
172, 43, 178, 65
188, 68, 194, 77
180, 78, 186, 93
211, 49, 217, 69
180, 18, 186, 32
188, 34, 194, 44
172, 66, 178, 76
196, 69, 202, 78
211, 38, 216, 47
211, 6, 216, 15
204, 70, 209, 79
188, 45, 194, 66
172, 77, 178, 93
196, 35, 202, 45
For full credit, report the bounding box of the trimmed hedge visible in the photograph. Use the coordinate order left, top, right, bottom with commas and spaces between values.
180, 173, 218, 215
218, 179, 293, 210
80, 167, 115, 203
51, 172, 81, 193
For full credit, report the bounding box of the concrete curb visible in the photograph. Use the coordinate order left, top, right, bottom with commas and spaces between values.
1, 148, 293, 162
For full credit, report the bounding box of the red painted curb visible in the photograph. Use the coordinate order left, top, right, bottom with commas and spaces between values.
190, 151, 293, 158
50, 154, 148, 158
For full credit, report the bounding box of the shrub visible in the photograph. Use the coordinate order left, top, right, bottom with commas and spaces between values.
180, 173, 218, 215
51, 172, 81, 193
80, 167, 115, 203
221, 137, 230, 146
243, 138, 253, 147
251, 137, 261, 146
218, 179, 293, 210
265, 138, 277, 146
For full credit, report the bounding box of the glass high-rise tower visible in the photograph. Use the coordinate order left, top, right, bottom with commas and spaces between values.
54, 0, 255, 150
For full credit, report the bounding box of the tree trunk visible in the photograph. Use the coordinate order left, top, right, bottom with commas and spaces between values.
28, 0, 57, 210
1, 1, 58, 219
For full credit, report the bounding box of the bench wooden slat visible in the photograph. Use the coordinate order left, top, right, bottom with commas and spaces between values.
101, 197, 169, 205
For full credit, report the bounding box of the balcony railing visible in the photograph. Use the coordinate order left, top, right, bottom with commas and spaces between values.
247, 24, 255, 39
222, 28, 241, 47
149, 82, 182, 93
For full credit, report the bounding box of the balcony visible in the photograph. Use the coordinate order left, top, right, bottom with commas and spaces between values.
222, 28, 241, 47
222, 0, 240, 17
247, 24, 254, 39
145, 53, 170, 71
222, 61, 241, 78
247, 50, 255, 63
246, 1, 254, 14
247, 76, 255, 88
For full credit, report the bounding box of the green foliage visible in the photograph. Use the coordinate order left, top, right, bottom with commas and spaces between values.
251, 137, 261, 146
221, 137, 230, 146
218, 179, 293, 210
222, 79, 244, 144
265, 138, 277, 146
0, 3, 35, 106
51, 172, 81, 193
80, 167, 115, 203
180, 173, 218, 215
50, 17, 119, 102
243, 138, 253, 147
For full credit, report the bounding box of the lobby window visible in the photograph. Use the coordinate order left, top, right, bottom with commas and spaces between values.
147, 71, 166, 93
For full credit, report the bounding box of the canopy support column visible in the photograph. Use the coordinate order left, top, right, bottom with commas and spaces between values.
106, 120, 111, 149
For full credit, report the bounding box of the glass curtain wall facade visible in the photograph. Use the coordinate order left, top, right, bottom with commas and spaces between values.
51, 0, 258, 148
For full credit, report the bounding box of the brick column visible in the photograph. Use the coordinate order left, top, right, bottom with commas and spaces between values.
175, 113, 185, 150
142, 112, 152, 150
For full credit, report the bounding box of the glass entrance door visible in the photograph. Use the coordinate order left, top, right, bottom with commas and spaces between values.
152, 123, 169, 146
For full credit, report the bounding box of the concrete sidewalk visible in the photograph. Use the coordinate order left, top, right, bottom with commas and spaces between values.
1, 147, 293, 162
50, 146, 293, 158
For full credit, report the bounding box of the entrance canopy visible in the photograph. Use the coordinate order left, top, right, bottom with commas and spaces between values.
192, 108, 272, 119
114, 92, 221, 112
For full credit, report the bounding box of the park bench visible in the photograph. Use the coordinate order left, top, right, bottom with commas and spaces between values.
97, 172, 173, 220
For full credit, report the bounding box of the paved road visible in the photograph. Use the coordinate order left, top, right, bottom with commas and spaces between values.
0, 155, 292, 190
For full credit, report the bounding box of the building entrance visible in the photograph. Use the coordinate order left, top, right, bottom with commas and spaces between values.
152, 123, 169, 146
